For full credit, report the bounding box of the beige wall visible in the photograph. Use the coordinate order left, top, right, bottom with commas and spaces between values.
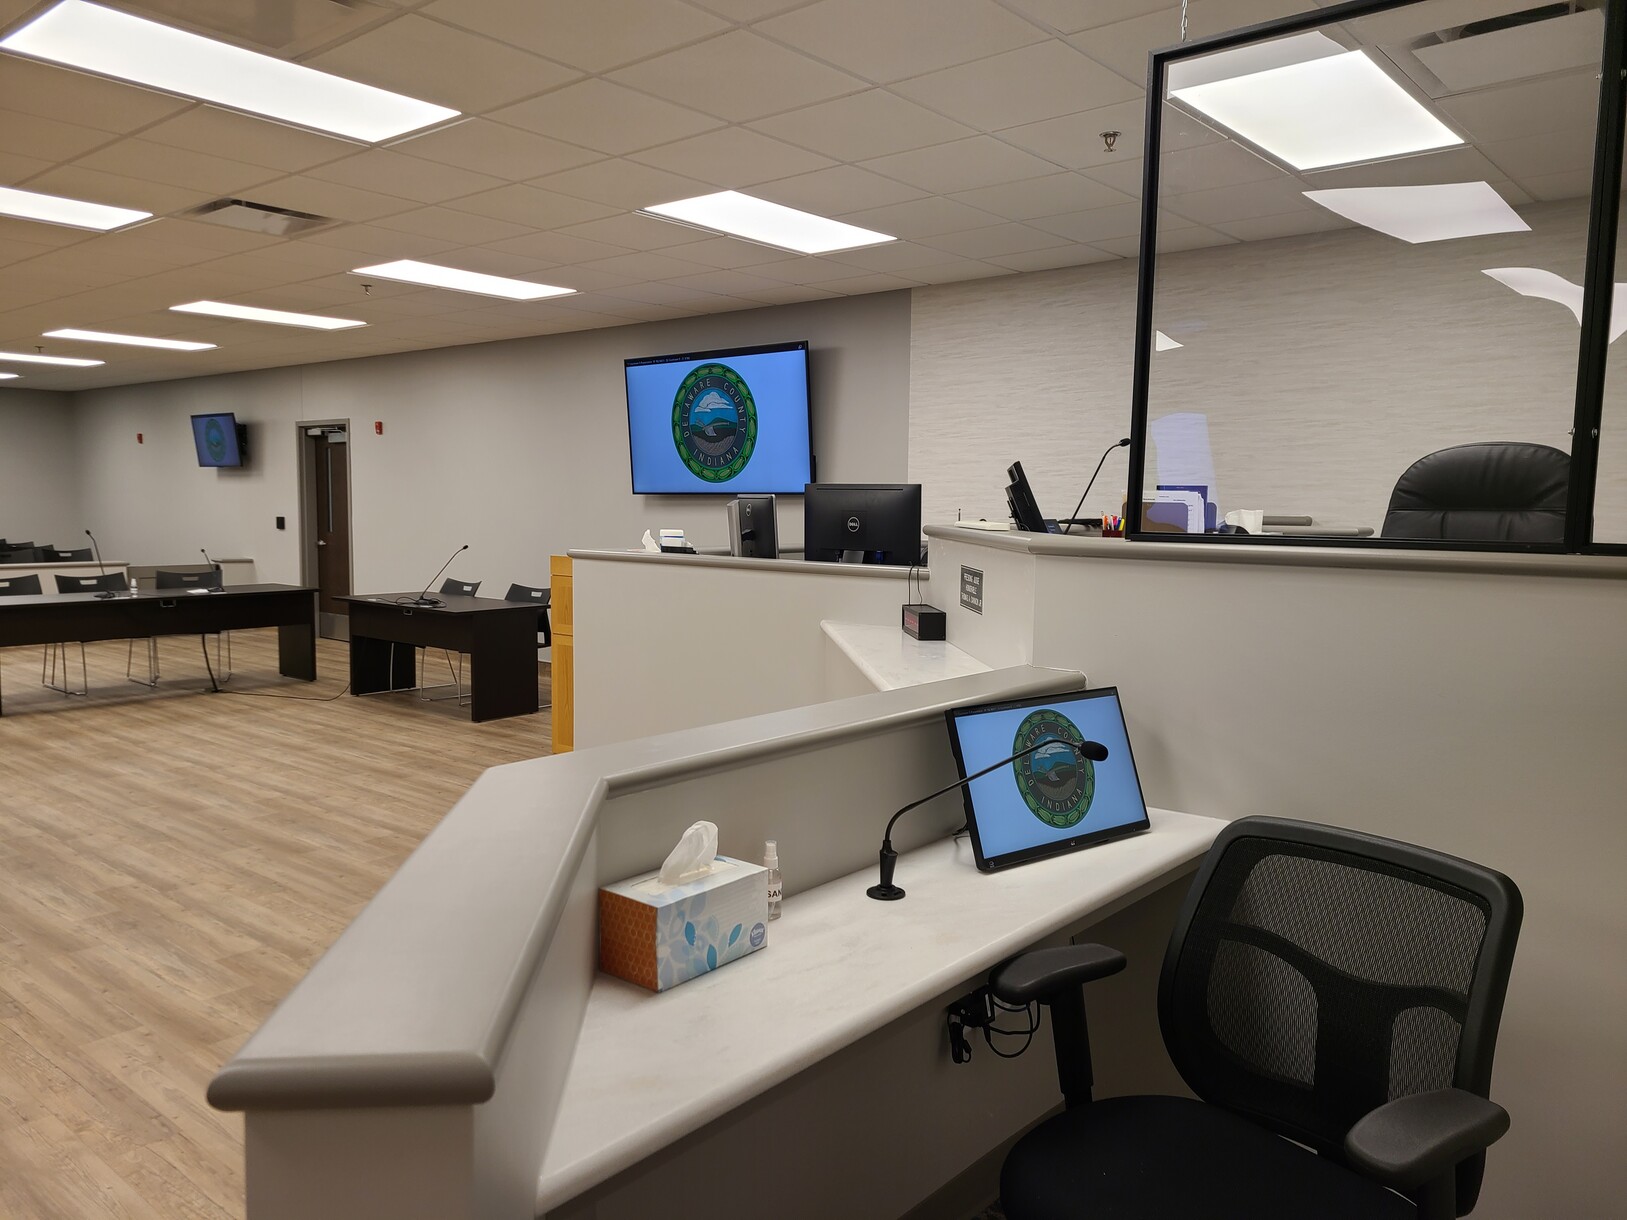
910, 199, 1625, 539
67, 291, 912, 588
0, 387, 81, 551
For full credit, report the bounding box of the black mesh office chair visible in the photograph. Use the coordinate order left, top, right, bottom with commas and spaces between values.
0, 573, 43, 714
155, 567, 230, 681
1382, 442, 1568, 543
505, 583, 552, 709
993, 817, 1521, 1220
46, 572, 158, 694
42, 547, 93, 561
420, 578, 481, 704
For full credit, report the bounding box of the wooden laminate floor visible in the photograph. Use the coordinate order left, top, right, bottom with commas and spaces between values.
0, 629, 551, 1219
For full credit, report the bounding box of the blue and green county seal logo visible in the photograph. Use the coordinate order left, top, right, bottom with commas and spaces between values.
1013, 709, 1095, 829
202, 417, 230, 464
672, 362, 757, 483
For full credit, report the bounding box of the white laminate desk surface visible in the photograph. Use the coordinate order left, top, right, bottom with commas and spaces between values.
535, 808, 1221, 1212
821, 619, 992, 691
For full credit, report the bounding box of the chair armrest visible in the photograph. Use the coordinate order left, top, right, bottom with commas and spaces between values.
988, 943, 1126, 1005
1345, 1089, 1510, 1190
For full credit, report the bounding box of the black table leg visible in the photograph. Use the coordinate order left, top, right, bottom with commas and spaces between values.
468, 612, 540, 722
278, 621, 318, 680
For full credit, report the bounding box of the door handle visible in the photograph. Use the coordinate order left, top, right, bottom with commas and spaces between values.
317, 539, 328, 546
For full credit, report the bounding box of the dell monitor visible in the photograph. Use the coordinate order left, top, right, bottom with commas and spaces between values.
727, 495, 779, 559
1006, 460, 1049, 532
804, 483, 922, 565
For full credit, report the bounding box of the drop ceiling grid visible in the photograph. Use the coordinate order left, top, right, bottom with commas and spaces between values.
0, 0, 1603, 390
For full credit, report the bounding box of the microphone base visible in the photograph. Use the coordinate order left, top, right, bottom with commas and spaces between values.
866, 883, 906, 901
406, 596, 442, 607
94, 592, 118, 600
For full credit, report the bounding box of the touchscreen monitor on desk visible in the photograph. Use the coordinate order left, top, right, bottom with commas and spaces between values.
947, 687, 1150, 872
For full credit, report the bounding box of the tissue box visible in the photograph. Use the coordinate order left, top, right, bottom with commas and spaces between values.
599, 856, 770, 992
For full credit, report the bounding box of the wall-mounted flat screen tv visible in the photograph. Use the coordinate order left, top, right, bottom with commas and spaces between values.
625, 340, 812, 494
191, 412, 246, 467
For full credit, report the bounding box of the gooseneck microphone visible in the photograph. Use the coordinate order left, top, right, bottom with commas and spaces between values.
201, 546, 216, 570
410, 544, 469, 607
1061, 438, 1131, 535
85, 529, 118, 599
868, 738, 1110, 900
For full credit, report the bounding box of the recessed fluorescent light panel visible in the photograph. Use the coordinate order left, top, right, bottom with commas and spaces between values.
1305, 182, 1530, 244
171, 301, 365, 331
0, 372, 19, 379
0, 0, 459, 142
0, 183, 149, 232
1482, 268, 1627, 343
642, 191, 894, 255
0, 351, 103, 366
45, 328, 216, 351
1168, 32, 1462, 171
1155, 331, 1183, 351
350, 260, 575, 301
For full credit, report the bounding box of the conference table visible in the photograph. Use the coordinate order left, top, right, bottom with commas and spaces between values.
0, 583, 317, 712
338, 592, 541, 722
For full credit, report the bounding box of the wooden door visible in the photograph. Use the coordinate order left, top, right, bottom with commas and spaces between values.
308, 429, 353, 638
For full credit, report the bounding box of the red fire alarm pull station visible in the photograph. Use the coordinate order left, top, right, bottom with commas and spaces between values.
137, 433, 143, 443
374, 420, 383, 435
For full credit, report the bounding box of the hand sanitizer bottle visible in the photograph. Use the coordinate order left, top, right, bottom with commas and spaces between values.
128, 572, 138, 597
764, 840, 781, 921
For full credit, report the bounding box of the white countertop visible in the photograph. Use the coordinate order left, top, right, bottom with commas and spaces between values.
534, 808, 1221, 1213
821, 619, 992, 691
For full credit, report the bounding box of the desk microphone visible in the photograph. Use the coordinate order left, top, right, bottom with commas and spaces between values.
85, 528, 118, 599
201, 546, 217, 571
1061, 438, 1131, 534
868, 738, 1109, 900
411, 544, 469, 607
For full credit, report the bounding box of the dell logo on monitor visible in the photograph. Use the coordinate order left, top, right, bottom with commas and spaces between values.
846, 516, 861, 533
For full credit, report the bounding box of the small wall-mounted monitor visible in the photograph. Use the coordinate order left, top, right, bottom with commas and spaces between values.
191, 412, 247, 467
804, 483, 922, 565
625, 340, 813, 494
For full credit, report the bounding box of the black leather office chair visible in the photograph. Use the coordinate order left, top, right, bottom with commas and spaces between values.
1382, 442, 1568, 543
993, 817, 1521, 1220
421, 578, 481, 704
155, 567, 230, 681
0, 573, 43, 714
505, 583, 552, 709
42, 547, 93, 561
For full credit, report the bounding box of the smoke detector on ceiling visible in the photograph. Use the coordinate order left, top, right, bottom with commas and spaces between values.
186, 198, 338, 237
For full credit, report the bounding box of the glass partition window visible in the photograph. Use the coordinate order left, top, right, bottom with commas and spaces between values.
1599, 95, 1627, 544
1137, 0, 1605, 546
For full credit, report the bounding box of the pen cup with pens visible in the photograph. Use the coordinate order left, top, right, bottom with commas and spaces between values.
1101, 513, 1124, 538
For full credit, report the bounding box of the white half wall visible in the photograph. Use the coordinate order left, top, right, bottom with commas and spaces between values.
0, 388, 80, 550
71, 292, 911, 588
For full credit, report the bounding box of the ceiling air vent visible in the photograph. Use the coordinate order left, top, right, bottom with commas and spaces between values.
1414, 3, 1603, 92
186, 199, 338, 237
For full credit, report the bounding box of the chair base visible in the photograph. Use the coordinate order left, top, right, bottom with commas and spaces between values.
418, 647, 470, 707
42, 642, 89, 696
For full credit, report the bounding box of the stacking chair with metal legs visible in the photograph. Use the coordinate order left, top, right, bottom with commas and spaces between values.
41, 546, 93, 561
0, 573, 43, 714
46, 572, 157, 694
155, 567, 231, 681
419, 578, 481, 704
504, 582, 552, 709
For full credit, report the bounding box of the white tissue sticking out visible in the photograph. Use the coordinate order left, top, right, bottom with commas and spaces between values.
642, 529, 660, 553
658, 820, 718, 885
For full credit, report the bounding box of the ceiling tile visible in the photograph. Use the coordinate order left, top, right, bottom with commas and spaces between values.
137, 106, 357, 174
390, 119, 603, 180
0, 149, 53, 181
0, 57, 192, 133
1086, 139, 1280, 196
1518, 169, 1593, 203
998, 98, 1216, 171
1028, 203, 1190, 243
922, 222, 1068, 259
423, 0, 727, 72
817, 272, 921, 294
1000, 0, 1170, 35
14, 165, 210, 217
1092, 224, 1235, 257
631, 127, 835, 186
375, 206, 536, 245
107, 218, 282, 260
306, 148, 509, 206
1438, 72, 1599, 147
753, 164, 925, 214
822, 239, 958, 272
0, 109, 121, 162
306, 14, 580, 113
739, 254, 877, 284
246, 176, 422, 223
554, 213, 709, 251
1164, 176, 1316, 227
1067, 0, 1300, 83
490, 79, 723, 156
660, 235, 801, 270
950, 172, 1131, 221
984, 243, 1119, 272
892, 40, 1138, 131
1481, 126, 1599, 185
838, 196, 1006, 239
535, 158, 714, 209
446, 182, 620, 227
664, 268, 800, 298
609, 30, 867, 122
861, 136, 1058, 194
689, 0, 815, 20
1211, 209, 1353, 242
748, 90, 973, 162
757, 0, 1046, 83
482, 229, 635, 265
0, 213, 100, 249
299, 222, 464, 259
1299, 147, 1515, 191
904, 259, 1010, 284
72, 138, 280, 197
572, 249, 716, 280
